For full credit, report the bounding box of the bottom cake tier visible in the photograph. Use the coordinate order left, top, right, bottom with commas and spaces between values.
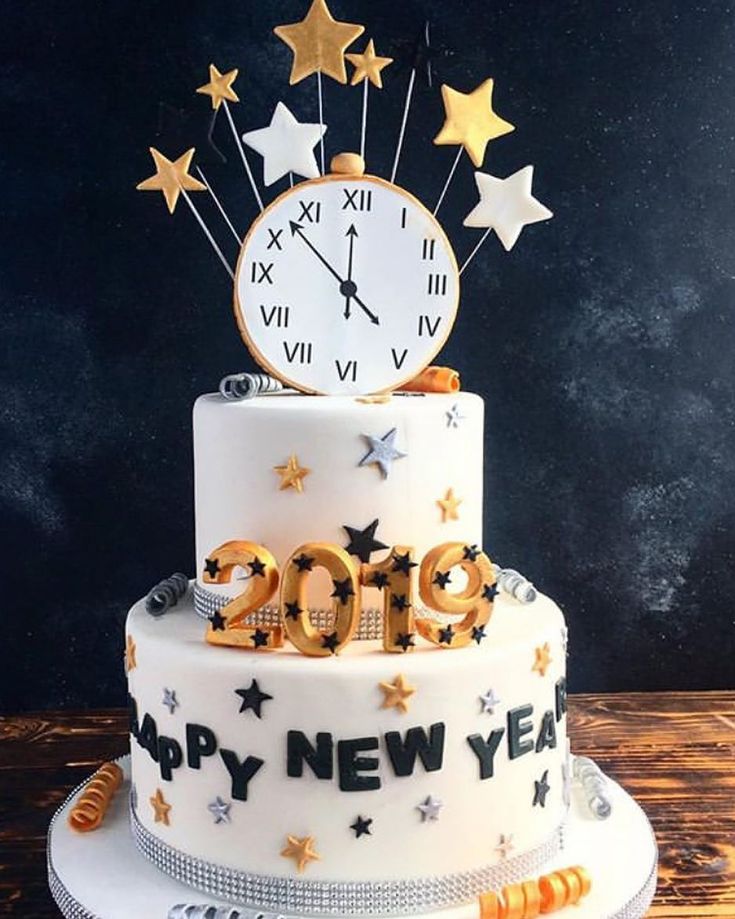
48, 756, 658, 919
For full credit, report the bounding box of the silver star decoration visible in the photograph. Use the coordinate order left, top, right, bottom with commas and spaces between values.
445, 403, 465, 428
561, 625, 569, 656
416, 794, 444, 822
495, 833, 514, 859
162, 687, 178, 714
207, 796, 232, 825
130, 783, 138, 813
359, 428, 407, 479
479, 688, 501, 714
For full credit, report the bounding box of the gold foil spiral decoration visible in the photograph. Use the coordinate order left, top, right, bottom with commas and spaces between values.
398, 366, 460, 393
67, 761, 123, 833
479, 866, 591, 917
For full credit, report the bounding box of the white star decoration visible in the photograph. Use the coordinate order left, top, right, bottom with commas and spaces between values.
445, 403, 465, 429
242, 102, 326, 186
463, 166, 553, 252
359, 428, 407, 479
479, 688, 501, 714
162, 688, 178, 714
495, 833, 514, 859
417, 795, 444, 822
207, 796, 232, 824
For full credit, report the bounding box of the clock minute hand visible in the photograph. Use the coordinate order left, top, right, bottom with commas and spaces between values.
344, 224, 357, 319
290, 220, 379, 326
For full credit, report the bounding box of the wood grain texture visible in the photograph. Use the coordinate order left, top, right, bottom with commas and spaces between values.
0, 692, 733, 917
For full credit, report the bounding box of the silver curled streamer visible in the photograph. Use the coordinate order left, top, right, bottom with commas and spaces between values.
131, 802, 563, 916
46, 762, 656, 919
492, 565, 537, 604
146, 573, 190, 617
219, 373, 284, 401
573, 755, 613, 820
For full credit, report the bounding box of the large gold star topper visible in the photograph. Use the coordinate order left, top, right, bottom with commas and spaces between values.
274, 0, 365, 85
434, 78, 515, 167
136, 148, 206, 214
281, 834, 321, 872
196, 64, 239, 110
346, 39, 393, 88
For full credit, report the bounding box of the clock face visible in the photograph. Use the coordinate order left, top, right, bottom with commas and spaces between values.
234, 174, 460, 394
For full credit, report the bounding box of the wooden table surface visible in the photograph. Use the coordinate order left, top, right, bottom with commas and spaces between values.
1, 691, 733, 917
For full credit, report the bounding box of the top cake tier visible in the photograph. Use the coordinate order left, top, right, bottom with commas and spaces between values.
194, 391, 484, 614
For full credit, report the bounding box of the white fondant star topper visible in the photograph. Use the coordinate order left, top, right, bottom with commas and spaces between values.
463, 165, 553, 252
242, 102, 326, 186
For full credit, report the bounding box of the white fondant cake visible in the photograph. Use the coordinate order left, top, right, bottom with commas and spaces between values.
126, 590, 567, 889
194, 391, 483, 613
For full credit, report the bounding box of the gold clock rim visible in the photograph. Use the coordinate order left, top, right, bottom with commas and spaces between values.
232, 171, 461, 396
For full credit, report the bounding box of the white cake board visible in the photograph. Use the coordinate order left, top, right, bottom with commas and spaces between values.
48, 757, 657, 919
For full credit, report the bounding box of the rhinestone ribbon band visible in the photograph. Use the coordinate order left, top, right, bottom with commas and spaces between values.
131, 801, 564, 916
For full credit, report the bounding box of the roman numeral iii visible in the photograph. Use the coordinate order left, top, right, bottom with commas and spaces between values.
251, 262, 274, 284
418, 315, 441, 338
260, 305, 290, 328
335, 359, 358, 382
427, 273, 447, 295
342, 188, 372, 211
283, 341, 313, 364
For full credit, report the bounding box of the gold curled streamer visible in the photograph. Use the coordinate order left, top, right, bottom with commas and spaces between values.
67, 762, 123, 833
478, 864, 592, 918
397, 366, 460, 393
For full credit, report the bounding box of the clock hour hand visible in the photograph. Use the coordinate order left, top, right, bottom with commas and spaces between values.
289, 220, 379, 326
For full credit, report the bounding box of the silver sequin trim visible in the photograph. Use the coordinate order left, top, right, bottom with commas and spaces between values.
132, 804, 563, 916
194, 583, 446, 641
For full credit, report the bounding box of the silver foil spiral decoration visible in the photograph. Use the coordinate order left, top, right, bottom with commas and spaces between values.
573, 755, 613, 820
492, 565, 538, 604
219, 372, 284, 400
145, 573, 189, 617
168, 907, 285, 919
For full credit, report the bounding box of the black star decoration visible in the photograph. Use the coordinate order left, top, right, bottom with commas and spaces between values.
391, 21, 453, 88
394, 632, 415, 652
203, 557, 220, 578
284, 601, 302, 621
235, 679, 273, 718
331, 579, 355, 605
209, 610, 226, 631
343, 518, 388, 563
321, 631, 340, 654
392, 552, 418, 575
433, 570, 452, 589
391, 593, 411, 612
249, 557, 267, 577
252, 628, 270, 649
350, 815, 373, 838
482, 582, 499, 602
533, 770, 551, 808
438, 624, 455, 646
463, 545, 481, 562
471, 624, 487, 645
293, 553, 315, 572
370, 571, 390, 589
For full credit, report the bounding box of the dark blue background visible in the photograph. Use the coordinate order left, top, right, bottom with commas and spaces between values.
2, 1, 734, 711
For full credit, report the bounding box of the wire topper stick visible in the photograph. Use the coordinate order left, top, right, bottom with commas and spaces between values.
432, 78, 515, 216
136, 147, 235, 280
274, 0, 365, 176
196, 65, 264, 212
346, 40, 393, 162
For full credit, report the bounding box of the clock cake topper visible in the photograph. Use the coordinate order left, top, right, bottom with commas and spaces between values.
136, 0, 553, 395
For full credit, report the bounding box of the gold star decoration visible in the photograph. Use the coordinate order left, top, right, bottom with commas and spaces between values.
136, 148, 206, 214
437, 487, 462, 522
124, 634, 137, 673
150, 788, 171, 825
346, 39, 393, 88
274, 0, 365, 85
433, 79, 515, 167
379, 673, 416, 714
532, 642, 552, 677
274, 454, 311, 493
281, 834, 321, 873
195, 64, 239, 110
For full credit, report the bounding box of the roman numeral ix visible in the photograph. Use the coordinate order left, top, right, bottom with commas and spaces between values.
251, 261, 274, 284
